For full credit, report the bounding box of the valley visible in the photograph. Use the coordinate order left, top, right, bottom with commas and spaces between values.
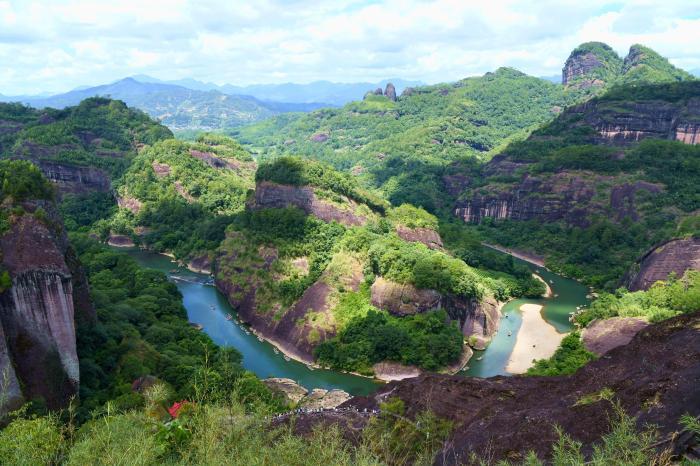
0, 31, 698, 465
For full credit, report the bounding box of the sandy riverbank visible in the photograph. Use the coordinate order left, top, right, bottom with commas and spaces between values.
506, 304, 567, 374
533, 274, 553, 298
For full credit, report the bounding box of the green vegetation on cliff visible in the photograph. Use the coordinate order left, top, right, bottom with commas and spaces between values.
0, 98, 172, 178
71, 235, 284, 420
233, 68, 580, 211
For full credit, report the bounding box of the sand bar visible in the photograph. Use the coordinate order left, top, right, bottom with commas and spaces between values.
506, 304, 567, 374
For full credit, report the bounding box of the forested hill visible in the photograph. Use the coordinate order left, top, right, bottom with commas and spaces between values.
450, 80, 700, 288
0, 98, 172, 193
231, 67, 582, 211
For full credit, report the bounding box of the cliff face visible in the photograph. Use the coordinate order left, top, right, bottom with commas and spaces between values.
625, 238, 700, 291
33, 160, 111, 195
451, 92, 698, 228
370, 277, 500, 349
0, 202, 94, 413
215, 232, 363, 362
251, 181, 367, 227
577, 97, 700, 145
562, 52, 606, 87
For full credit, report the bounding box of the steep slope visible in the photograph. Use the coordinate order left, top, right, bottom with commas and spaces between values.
450, 80, 700, 287
0, 161, 94, 413
562, 41, 623, 88
212, 158, 542, 375
0, 98, 172, 195
562, 42, 694, 90
233, 67, 581, 211
289, 310, 700, 463
19, 78, 287, 131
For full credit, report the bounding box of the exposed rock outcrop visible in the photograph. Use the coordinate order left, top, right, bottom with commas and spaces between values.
33, 160, 111, 195
151, 161, 171, 177
293, 311, 700, 463
251, 181, 367, 227
625, 238, 700, 291
562, 51, 605, 87
187, 255, 212, 274
117, 195, 142, 214
0, 203, 94, 412
263, 378, 309, 404
310, 132, 329, 143
581, 317, 649, 356
107, 233, 135, 248
216, 234, 363, 362
263, 378, 351, 409
395, 225, 443, 249
369, 277, 500, 349
384, 83, 396, 101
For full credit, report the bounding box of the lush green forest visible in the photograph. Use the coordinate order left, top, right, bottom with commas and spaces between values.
0, 97, 172, 178
232, 68, 583, 211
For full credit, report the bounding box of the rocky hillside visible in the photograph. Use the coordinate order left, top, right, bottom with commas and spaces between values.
562, 42, 694, 90
0, 161, 94, 414
212, 158, 543, 375
450, 80, 700, 287
0, 98, 172, 195
292, 310, 700, 463
232, 67, 582, 211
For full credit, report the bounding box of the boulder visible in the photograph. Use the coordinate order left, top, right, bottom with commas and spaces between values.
263, 378, 309, 404
582, 317, 649, 356
395, 225, 443, 250
300, 389, 352, 409
370, 277, 442, 316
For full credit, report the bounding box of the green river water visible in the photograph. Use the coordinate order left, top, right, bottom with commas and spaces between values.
124, 249, 590, 396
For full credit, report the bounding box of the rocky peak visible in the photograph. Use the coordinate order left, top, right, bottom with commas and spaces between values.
562, 42, 622, 88
621, 44, 694, 83
384, 83, 397, 101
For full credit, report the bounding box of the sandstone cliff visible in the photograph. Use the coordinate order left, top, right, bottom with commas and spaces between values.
250, 181, 367, 227
625, 238, 700, 291
369, 277, 500, 349
0, 202, 94, 413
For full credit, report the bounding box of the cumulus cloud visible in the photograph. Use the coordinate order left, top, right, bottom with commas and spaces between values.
0, 0, 698, 94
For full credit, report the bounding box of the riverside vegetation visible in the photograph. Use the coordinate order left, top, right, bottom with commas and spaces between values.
0, 41, 698, 464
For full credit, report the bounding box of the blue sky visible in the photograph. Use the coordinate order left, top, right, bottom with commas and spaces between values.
1, 0, 699, 95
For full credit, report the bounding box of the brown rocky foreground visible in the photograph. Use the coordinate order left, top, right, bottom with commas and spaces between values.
288, 311, 700, 463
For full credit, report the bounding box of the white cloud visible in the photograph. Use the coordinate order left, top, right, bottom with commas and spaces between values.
0, 0, 698, 95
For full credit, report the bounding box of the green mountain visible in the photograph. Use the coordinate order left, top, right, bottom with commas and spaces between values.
14, 78, 327, 132
449, 80, 700, 288
562, 42, 694, 90
232, 67, 582, 211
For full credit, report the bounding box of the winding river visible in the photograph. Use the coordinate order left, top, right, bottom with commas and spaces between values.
123, 249, 590, 395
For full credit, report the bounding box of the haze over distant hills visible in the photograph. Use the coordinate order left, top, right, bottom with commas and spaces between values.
130, 75, 423, 106
0, 76, 423, 131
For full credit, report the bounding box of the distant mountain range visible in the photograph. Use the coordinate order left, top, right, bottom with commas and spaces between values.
0, 76, 423, 131
130, 75, 423, 106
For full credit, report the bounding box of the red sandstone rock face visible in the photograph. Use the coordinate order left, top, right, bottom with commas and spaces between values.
151, 161, 171, 177
310, 132, 329, 143
395, 225, 443, 250
291, 312, 699, 463
625, 238, 700, 291
369, 277, 500, 349
0, 204, 92, 412
370, 277, 441, 316
582, 317, 649, 356
252, 181, 367, 227
562, 52, 606, 87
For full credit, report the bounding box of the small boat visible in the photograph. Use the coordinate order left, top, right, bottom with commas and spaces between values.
273, 348, 279, 354
507, 331, 512, 337
245, 330, 251, 335
283, 355, 290, 361
226, 314, 233, 320
306, 364, 315, 371
554, 294, 559, 297
476, 356, 483, 361
549, 279, 554, 284
257, 336, 263, 342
